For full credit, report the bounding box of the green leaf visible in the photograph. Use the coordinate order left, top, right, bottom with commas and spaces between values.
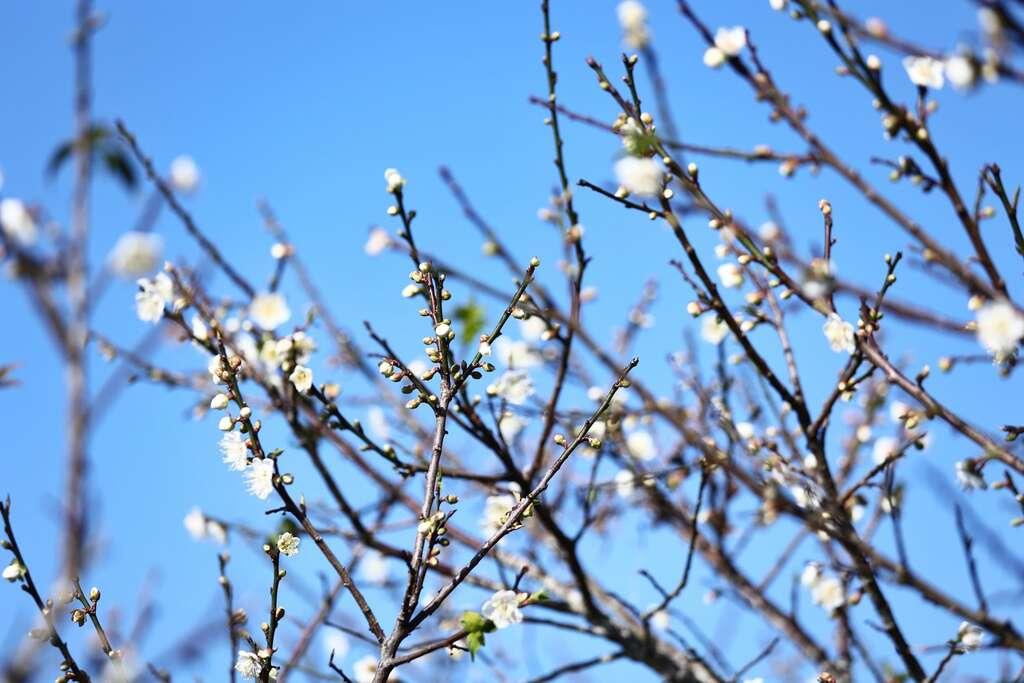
466, 630, 485, 659
528, 589, 549, 603
460, 610, 487, 633
453, 301, 487, 346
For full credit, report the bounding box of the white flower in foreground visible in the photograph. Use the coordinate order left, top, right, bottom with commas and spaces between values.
520, 316, 547, 341
277, 532, 300, 557
626, 430, 656, 460
903, 55, 944, 89
233, 651, 261, 680
493, 338, 541, 369
384, 168, 405, 194
703, 46, 726, 68
714, 26, 747, 56
3, 560, 25, 582
811, 576, 845, 612
108, 232, 163, 278
717, 262, 744, 288
364, 227, 391, 255
614, 156, 662, 197
872, 436, 898, 465
481, 589, 524, 629
975, 300, 1024, 358
945, 55, 976, 90
170, 155, 200, 193
219, 431, 249, 471
617, 1, 649, 48
482, 493, 517, 536
957, 621, 983, 651
823, 314, 856, 353
0, 198, 37, 246
488, 369, 535, 405
955, 459, 986, 491
700, 315, 729, 345
244, 457, 276, 499
353, 656, 380, 683
800, 562, 821, 588
135, 272, 174, 323
249, 292, 291, 330
289, 364, 314, 393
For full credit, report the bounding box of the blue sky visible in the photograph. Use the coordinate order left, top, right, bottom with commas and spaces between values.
2, 1, 1023, 681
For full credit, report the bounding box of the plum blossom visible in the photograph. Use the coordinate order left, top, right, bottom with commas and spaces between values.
233, 651, 260, 680
0, 198, 37, 246
614, 157, 662, 197
975, 299, 1024, 358
617, 1, 649, 48
488, 369, 535, 405
823, 314, 855, 353
220, 431, 249, 471
903, 55, 944, 89
249, 292, 291, 330
135, 273, 174, 323
170, 156, 200, 193
109, 232, 162, 278
244, 457, 276, 499
481, 589, 524, 629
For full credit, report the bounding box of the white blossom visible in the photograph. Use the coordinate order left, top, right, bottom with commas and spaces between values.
955, 460, 986, 491
498, 412, 527, 442
800, 562, 821, 588
703, 46, 726, 68
614, 469, 636, 498
367, 406, 389, 441
353, 656, 384, 683
277, 532, 300, 557
384, 168, 405, 193
220, 431, 249, 471
135, 273, 174, 323
975, 300, 1024, 358
487, 369, 535, 405
614, 157, 662, 197
108, 232, 163, 278
717, 262, 744, 288
323, 631, 350, 660
617, 1, 649, 48
701, 315, 729, 345
3, 560, 25, 582
945, 55, 975, 90
481, 589, 524, 629
234, 651, 261, 680
0, 198, 37, 246
872, 436, 898, 465
811, 576, 845, 612
364, 227, 391, 255
520, 316, 547, 341
183, 507, 207, 540
482, 493, 517, 536
170, 156, 200, 193
360, 551, 391, 585
903, 55, 945, 89
244, 457, 276, 499
249, 292, 291, 330
768, 0, 787, 9
493, 338, 541, 369
823, 314, 855, 353
714, 26, 747, 56
626, 430, 656, 460
289, 364, 314, 393
957, 621, 983, 651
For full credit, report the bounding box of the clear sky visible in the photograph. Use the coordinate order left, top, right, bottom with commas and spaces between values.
2, 1, 1022, 681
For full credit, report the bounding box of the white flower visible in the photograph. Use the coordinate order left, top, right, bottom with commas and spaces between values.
323, 631, 349, 660
975, 300, 1024, 358
277, 532, 300, 557
220, 431, 249, 471
617, 1, 649, 48
519, 316, 548, 342
800, 562, 821, 588
811, 576, 845, 612
191, 315, 209, 341
717, 262, 744, 288
823, 314, 855, 353
170, 156, 200, 193
614, 469, 636, 498
360, 551, 391, 585
134, 273, 174, 323
957, 621, 983, 651
482, 493, 517, 536
872, 436, 898, 465
401, 284, 421, 298
384, 168, 405, 193
108, 232, 163, 278
244, 457, 276, 499
2, 560, 25, 582
249, 292, 291, 330
903, 55, 945, 89
614, 157, 662, 197
768, 0, 786, 9
955, 460, 986, 491
703, 46, 726, 68
364, 227, 391, 255
498, 412, 527, 442
714, 26, 747, 56
481, 589, 524, 629
0, 198, 37, 246
650, 608, 670, 630
183, 507, 207, 540
367, 406, 389, 440
493, 338, 541, 369
488, 369, 535, 405
945, 55, 975, 90
700, 315, 729, 345
234, 651, 261, 680
353, 656, 381, 683
626, 430, 656, 460
289, 364, 314, 393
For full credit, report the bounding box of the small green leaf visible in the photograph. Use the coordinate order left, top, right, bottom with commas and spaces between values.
453, 301, 487, 346
466, 630, 485, 659
460, 610, 487, 633
528, 589, 549, 603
